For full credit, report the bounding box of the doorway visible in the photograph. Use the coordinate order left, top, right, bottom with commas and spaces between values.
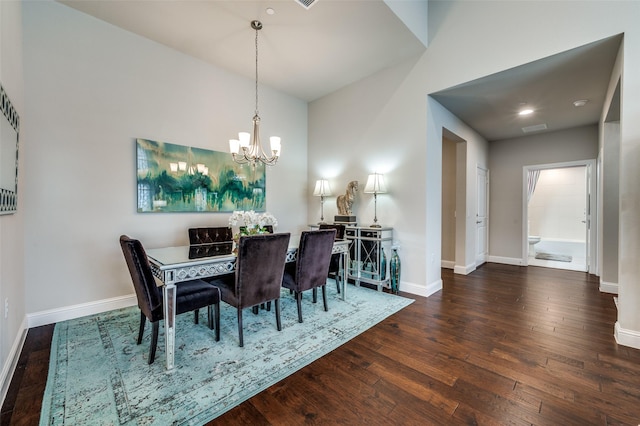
524, 160, 595, 272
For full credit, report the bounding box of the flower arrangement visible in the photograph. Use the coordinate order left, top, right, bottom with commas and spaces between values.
229, 210, 278, 236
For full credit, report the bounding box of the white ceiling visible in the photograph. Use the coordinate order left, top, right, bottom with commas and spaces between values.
57, 1, 621, 142
58, 0, 427, 102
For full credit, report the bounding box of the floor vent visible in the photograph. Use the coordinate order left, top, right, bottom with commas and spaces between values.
522, 123, 548, 133
295, 0, 319, 10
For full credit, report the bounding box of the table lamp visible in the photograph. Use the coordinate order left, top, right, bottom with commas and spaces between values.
364, 173, 387, 228
313, 179, 332, 224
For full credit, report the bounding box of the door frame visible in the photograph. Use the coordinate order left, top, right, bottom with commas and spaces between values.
522, 159, 597, 273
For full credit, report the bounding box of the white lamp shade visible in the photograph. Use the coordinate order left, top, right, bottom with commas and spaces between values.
238, 132, 250, 147
169, 163, 178, 172
178, 161, 187, 171
229, 139, 240, 154
270, 136, 281, 155
364, 173, 387, 194
313, 179, 332, 196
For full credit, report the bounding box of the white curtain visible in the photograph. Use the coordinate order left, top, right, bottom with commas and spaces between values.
527, 169, 541, 204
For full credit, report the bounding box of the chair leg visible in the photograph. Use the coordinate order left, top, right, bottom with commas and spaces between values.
137, 312, 146, 344
214, 303, 220, 342
207, 306, 213, 330
266, 301, 271, 311
252, 305, 259, 315
275, 299, 282, 331
335, 275, 341, 294
194, 309, 199, 324
296, 291, 303, 323
149, 321, 159, 364
312, 287, 318, 304
322, 285, 328, 311
237, 307, 244, 347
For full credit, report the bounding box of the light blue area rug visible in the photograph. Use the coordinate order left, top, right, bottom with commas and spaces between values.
40, 283, 413, 425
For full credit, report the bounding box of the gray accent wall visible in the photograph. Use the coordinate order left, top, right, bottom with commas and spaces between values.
489, 125, 598, 259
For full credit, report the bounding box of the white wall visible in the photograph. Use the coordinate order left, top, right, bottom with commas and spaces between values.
0, 0, 25, 403
311, 1, 640, 347
21, 2, 308, 317
600, 44, 622, 291
528, 167, 587, 242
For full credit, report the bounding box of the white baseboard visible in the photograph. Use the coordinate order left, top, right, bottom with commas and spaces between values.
454, 263, 476, 275
615, 322, 640, 350
441, 260, 455, 269
1, 317, 27, 408
487, 255, 525, 266
599, 280, 618, 294
27, 294, 137, 328
400, 279, 442, 298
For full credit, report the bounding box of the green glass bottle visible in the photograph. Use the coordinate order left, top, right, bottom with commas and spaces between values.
390, 248, 400, 294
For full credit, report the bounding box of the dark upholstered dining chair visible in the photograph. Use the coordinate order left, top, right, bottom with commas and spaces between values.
188, 227, 233, 245
282, 229, 336, 323
207, 233, 290, 347
318, 224, 346, 293
119, 235, 221, 364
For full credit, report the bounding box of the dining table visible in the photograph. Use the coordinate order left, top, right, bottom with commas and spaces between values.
145, 237, 350, 370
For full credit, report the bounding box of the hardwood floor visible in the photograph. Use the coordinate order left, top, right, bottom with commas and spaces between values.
3, 264, 640, 425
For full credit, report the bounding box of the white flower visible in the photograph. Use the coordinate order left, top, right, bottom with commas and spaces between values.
229, 210, 277, 230
258, 212, 278, 228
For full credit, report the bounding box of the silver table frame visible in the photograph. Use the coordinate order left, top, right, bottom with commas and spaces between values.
146, 239, 349, 370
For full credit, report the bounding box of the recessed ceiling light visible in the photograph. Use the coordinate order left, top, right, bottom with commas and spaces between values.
266, 7, 275, 15
573, 99, 588, 107
519, 108, 534, 116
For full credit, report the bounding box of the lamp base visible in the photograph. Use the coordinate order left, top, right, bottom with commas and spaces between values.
369, 223, 382, 228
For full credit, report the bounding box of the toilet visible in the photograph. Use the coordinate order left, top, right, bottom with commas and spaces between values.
528, 236, 541, 256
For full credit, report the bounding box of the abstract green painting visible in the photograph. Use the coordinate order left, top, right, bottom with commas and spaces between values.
136, 138, 265, 213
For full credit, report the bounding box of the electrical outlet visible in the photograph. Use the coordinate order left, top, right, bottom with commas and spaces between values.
4, 298, 8, 319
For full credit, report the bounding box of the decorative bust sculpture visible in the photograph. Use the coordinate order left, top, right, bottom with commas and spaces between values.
336, 181, 358, 215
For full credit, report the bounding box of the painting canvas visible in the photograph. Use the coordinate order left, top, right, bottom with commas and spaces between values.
136, 138, 265, 213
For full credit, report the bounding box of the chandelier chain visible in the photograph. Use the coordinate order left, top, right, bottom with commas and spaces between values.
255, 26, 259, 117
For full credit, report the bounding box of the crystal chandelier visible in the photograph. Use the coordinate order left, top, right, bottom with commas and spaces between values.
229, 20, 281, 167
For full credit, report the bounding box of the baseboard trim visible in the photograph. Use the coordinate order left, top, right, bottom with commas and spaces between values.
441, 260, 455, 269
614, 322, 640, 350
599, 280, 618, 294
27, 294, 137, 328
487, 255, 525, 266
400, 279, 442, 298
1, 317, 27, 408
454, 263, 476, 275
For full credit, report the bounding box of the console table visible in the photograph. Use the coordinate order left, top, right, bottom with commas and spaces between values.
311, 225, 393, 291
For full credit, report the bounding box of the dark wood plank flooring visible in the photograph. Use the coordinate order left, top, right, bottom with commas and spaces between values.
3, 264, 640, 425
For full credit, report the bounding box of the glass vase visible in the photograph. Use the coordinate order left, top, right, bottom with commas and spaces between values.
390, 248, 401, 294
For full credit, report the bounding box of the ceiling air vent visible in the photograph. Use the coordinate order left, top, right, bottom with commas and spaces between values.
295, 0, 319, 10
522, 123, 548, 133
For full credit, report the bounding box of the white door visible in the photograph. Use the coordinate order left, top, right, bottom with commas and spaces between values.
476, 167, 489, 266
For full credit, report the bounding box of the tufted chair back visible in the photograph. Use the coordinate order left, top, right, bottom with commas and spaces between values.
188, 227, 233, 245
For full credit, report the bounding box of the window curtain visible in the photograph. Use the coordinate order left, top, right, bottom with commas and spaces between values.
527, 169, 541, 204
